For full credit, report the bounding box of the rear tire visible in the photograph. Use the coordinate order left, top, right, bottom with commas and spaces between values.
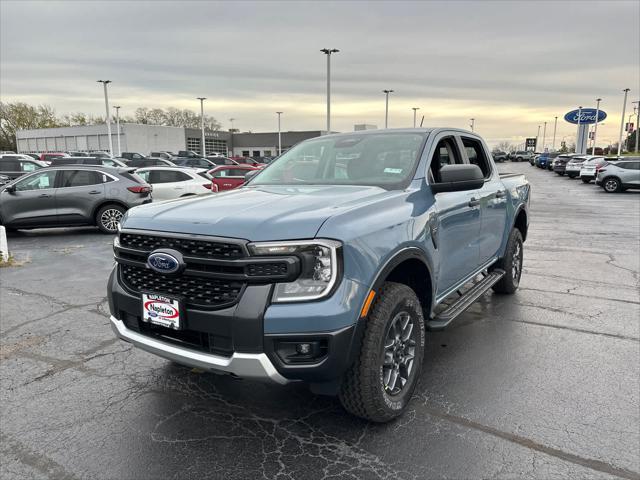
96, 204, 126, 234
491, 228, 523, 294
339, 282, 425, 423
602, 177, 622, 193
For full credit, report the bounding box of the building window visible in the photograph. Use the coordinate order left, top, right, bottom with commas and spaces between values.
263, 150, 272, 157
242, 150, 250, 157
252, 150, 260, 158
187, 137, 201, 152
205, 139, 227, 155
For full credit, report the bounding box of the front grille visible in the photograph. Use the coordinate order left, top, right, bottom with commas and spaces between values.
120, 232, 244, 259
247, 262, 289, 277
120, 264, 243, 308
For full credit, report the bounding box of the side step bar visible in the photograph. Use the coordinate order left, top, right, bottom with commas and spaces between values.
427, 269, 505, 331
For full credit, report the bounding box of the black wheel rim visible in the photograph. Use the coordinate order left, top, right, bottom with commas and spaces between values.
382, 311, 417, 396
512, 240, 523, 285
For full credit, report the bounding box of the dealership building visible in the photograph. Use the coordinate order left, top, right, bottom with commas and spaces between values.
16, 123, 326, 157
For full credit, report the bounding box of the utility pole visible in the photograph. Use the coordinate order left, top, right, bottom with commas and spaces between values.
276, 111, 283, 155
536, 125, 541, 151
229, 118, 235, 131
97, 80, 113, 156
383, 90, 394, 128
542, 121, 547, 151
320, 48, 339, 133
470, 118, 475, 132
113, 105, 121, 157
412, 107, 420, 128
618, 89, 630, 156
592, 98, 601, 155
552, 116, 558, 150
633, 101, 639, 152
197, 98, 207, 156
576, 106, 583, 154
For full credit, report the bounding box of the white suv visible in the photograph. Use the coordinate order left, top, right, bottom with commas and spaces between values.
595, 158, 640, 193
134, 167, 214, 201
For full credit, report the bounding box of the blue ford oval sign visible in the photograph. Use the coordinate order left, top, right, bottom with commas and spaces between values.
564, 108, 607, 125
147, 251, 181, 274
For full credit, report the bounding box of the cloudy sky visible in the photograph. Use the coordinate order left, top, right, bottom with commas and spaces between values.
1, 0, 639, 147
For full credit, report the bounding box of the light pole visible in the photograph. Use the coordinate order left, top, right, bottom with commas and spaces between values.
412, 107, 420, 128
383, 89, 394, 128
552, 116, 558, 150
536, 125, 541, 151
276, 111, 283, 155
576, 106, 583, 154
618, 89, 630, 156
592, 98, 601, 155
97, 80, 113, 156
633, 101, 639, 152
542, 121, 547, 151
113, 105, 121, 157
320, 48, 339, 133
197, 97, 206, 156
229, 118, 235, 131
469, 118, 475, 132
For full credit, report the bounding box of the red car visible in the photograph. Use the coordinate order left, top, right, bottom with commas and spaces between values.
208, 165, 259, 192
230, 156, 266, 168
39, 152, 68, 164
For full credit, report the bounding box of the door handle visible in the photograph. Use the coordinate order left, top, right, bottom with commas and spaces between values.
468, 198, 480, 207
495, 190, 506, 198
88, 190, 101, 195
38, 194, 51, 198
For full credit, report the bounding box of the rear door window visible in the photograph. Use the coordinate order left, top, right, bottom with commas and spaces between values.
149, 170, 191, 183
461, 137, 492, 178
0, 159, 20, 171
20, 161, 41, 172
60, 170, 103, 187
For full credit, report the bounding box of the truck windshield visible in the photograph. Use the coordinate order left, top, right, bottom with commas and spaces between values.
250, 132, 426, 189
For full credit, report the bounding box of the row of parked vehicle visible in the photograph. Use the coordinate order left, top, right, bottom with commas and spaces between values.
0, 150, 269, 234
526, 151, 640, 193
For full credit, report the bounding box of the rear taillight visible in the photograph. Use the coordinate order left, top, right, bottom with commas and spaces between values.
127, 185, 152, 194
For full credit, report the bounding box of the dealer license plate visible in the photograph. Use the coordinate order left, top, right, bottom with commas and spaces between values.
142, 293, 181, 329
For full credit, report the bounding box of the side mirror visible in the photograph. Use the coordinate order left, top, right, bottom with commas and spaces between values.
430, 164, 484, 193
4, 184, 16, 194
244, 170, 259, 183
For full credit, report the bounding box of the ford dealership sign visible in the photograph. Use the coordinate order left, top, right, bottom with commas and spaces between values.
564, 108, 607, 125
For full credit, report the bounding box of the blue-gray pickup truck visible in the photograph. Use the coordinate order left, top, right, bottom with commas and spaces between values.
108, 128, 530, 422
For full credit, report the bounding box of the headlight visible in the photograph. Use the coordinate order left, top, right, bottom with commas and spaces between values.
248, 239, 342, 302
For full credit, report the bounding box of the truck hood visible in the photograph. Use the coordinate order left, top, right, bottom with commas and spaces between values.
122, 185, 392, 241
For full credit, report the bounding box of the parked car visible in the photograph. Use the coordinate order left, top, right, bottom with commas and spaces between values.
510, 150, 534, 162
492, 151, 508, 162
238, 157, 265, 167
0, 166, 152, 233
577, 156, 605, 183
208, 165, 258, 191
108, 128, 530, 422
40, 152, 68, 163
535, 152, 559, 169
172, 157, 218, 169
120, 152, 147, 161
595, 158, 640, 193
176, 150, 203, 159
149, 151, 176, 161
206, 156, 240, 166
0, 175, 10, 186
553, 154, 581, 175
88, 151, 113, 159
0, 155, 47, 180
565, 156, 590, 178
49, 156, 127, 167
134, 167, 213, 201
22, 153, 41, 161
127, 158, 177, 168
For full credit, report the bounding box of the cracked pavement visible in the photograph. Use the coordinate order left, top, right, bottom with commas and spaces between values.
1, 162, 639, 479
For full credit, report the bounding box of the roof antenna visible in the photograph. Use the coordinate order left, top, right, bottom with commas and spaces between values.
420, 115, 425, 127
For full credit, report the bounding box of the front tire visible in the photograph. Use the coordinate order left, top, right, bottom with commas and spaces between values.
602, 177, 622, 193
491, 228, 523, 294
339, 282, 425, 423
96, 204, 125, 234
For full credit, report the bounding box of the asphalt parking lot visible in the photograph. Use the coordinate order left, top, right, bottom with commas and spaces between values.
1, 161, 639, 480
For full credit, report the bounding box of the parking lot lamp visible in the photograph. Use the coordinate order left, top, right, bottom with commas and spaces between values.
276, 112, 283, 155
469, 118, 475, 132
633, 101, 639, 152
412, 107, 420, 128
618, 89, 630, 156
320, 49, 339, 133
197, 97, 206, 156
383, 90, 394, 128
552, 116, 558, 150
536, 125, 540, 151
592, 99, 601, 155
97, 80, 113, 156
542, 122, 547, 151
113, 106, 121, 157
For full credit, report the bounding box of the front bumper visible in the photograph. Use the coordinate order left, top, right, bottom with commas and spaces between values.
110, 315, 289, 384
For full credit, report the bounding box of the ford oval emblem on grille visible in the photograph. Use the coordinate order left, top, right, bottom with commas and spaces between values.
147, 251, 182, 274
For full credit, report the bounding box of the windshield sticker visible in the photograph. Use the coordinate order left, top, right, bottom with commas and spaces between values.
384, 168, 403, 174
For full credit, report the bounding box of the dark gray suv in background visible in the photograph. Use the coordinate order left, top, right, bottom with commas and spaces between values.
0, 166, 152, 233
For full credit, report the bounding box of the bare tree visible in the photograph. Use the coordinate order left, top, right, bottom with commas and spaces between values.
0, 102, 63, 151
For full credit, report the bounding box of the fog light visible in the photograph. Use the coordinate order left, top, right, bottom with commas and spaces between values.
274, 339, 328, 364
296, 343, 312, 355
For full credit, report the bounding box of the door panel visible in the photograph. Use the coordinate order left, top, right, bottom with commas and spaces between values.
477, 178, 508, 262
55, 170, 106, 224
0, 171, 58, 226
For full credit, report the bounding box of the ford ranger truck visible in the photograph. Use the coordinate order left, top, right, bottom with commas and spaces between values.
108, 128, 530, 422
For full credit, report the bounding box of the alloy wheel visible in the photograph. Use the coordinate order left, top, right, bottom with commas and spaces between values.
382, 311, 417, 395
604, 179, 619, 193
512, 241, 523, 285
101, 208, 123, 232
